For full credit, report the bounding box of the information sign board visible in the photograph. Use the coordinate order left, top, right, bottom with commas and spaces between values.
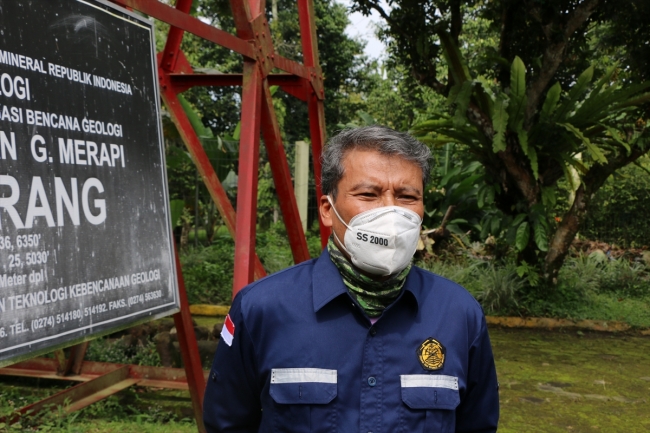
0, 0, 179, 366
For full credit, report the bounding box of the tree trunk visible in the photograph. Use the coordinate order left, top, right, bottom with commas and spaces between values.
544, 146, 649, 284
543, 184, 590, 284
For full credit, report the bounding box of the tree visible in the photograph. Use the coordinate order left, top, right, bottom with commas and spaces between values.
352, 0, 650, 285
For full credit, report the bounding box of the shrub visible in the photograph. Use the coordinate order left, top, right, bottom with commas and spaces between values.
180, 238, 235, 305
475, 263, 524, 314
418, 257, 524, 315
582, 159, 650, 247
85, 338, 162, 367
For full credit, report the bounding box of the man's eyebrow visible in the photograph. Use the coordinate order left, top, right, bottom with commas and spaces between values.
349, 183, 423, 195
395, 185, 423, 195
349, 182, 382, 191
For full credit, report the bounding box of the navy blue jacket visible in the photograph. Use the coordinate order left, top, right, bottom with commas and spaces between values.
204, 249, 499, 432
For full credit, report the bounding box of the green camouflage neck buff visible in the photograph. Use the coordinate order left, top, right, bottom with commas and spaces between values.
327, 236, 411, 318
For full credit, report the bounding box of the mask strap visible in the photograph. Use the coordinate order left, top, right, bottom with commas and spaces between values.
327, 196, 352, 256
327, 195, 351, 230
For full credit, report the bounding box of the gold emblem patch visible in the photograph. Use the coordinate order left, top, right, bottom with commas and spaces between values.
417, 338, 445, 371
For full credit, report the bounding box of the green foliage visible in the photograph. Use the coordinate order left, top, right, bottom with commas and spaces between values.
352, 0, 650, 284
423, 159, 483, 231
362, 66, 444, 131
257, 223, 323, 273
0, 379, 195, 431
86, 338, 162, 367
169, 199, 184, 228
418, 251, 650, 324
412, 52, 649, 276
582, 159, 650, 247
178, 223, 324, 305
520, 254, 650, 324
418, 258, 524, 315
180, 239, 235, 305
476, 263, 523, 314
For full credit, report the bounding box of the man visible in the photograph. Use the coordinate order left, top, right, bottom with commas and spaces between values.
204, 126, 499, 432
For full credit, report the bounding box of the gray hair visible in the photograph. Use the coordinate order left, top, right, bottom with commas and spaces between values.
321, 125, 432, 198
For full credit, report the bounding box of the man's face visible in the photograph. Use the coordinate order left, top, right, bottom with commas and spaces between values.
320, 148, 425, 250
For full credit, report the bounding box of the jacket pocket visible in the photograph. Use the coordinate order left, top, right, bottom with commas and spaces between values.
400, 375, 460, 433
269, 368, 337, 433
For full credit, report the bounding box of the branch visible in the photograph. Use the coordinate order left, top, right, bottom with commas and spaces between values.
450, 0, 462, 44
466, 102, 494, 139
357, 0, 401, 34
497, 3, 516, 85
497, 136, 539, 207
633, 159, 650, 177
525, 0, 600, 127
411, 70, 447, 94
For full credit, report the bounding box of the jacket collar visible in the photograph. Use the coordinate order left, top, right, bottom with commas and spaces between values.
312, 248, 423, 314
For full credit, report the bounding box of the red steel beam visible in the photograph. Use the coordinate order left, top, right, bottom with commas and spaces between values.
309, 94, 328, 246
297, 0, 330, 247
297, 0, 319, 69
62, 341, 90, 376
160, 72, 267, 280
160, 0, 194, 72
115, 1, 312, 80
173, 247, 207, 433
169, 73, 303, 91
260, 80, 311, 263
0, 357, 208, 389
1, 365, 136, 425
273, 54, 310, 80
111, 0, 317, 79
232, 61, 263, 295
112, 0, 256, 59
229, 0, 255, 40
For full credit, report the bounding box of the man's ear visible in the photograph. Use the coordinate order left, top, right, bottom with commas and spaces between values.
319, 195, 333, 228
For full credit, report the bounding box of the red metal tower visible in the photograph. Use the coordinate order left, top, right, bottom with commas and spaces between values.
113, 0, 330, 295
0, 1, 329, 431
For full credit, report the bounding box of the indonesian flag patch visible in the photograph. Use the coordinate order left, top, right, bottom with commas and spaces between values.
221, 314, 235, 346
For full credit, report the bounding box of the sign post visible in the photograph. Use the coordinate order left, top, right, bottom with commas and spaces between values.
0, 0, 179, 366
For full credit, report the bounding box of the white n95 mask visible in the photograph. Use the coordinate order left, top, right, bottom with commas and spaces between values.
328, 196, 422, 276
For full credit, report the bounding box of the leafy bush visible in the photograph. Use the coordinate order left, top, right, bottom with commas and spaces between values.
475, 263, 524, 314
86, 338, 162, 367
257, 223, 324, 274
558, 254, 649, 298
419, 251, 650, 324
418, 258, 524, 314
180, 238, 235, 305
180, 223, 324, 305
582, 159, 650, 247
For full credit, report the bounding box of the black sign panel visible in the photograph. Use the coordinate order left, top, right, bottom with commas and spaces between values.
0, 0, 179, 366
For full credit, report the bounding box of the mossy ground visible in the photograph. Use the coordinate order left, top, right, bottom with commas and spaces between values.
1, 327, 648, 432
492, 327, 650, 433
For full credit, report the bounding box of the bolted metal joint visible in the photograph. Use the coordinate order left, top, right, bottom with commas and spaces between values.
250, 15, 275, 78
